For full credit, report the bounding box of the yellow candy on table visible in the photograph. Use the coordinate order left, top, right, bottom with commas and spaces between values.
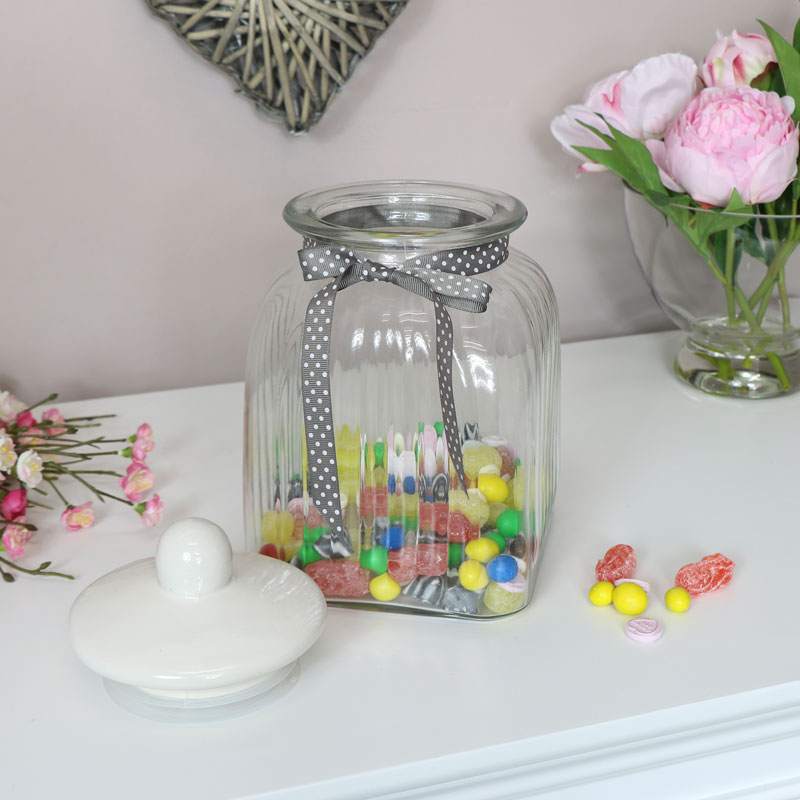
588, 581, 614, 606
262, 510, 295, 544
462, 445, 502, 480
665, 586, 691, 613
477, 473, 509, 504
612, 582, 648, 616
465, 537, 500, 564
458, 559, 489, 592
283, 540, 302, 561
449, 489, 489, 527
369, 572, 401, 602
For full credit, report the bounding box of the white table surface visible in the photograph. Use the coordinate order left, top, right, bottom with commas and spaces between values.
4, 331, 800, 799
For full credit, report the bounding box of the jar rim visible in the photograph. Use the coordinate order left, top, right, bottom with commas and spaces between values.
283, 180, 527, 250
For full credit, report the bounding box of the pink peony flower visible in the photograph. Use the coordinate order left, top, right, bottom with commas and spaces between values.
0, 392, 26, 425
16, 450, 43, 489
1, 489, 27, 522
119, 461, 154, 503
646, 86, 799, 206
139, 494, 164, 528
2, 524, 32, 560
0, 433, 16, 472
61, 501, 95, 531
701, 30, 777, 89
42, 408, 67, 436
551, 53, 699, 172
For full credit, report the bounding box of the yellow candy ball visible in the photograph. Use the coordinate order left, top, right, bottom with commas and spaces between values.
369, 573, 401, 602
458, 559, 490, 591
276, 511, 295, 543
665, 586, 691, 613
465, 537, 500, 564
612, 582, 648, 616
477, 473, 509, 504
588, 581, 614, 606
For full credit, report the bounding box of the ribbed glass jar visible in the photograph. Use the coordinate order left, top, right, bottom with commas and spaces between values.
244, 181, 559, 618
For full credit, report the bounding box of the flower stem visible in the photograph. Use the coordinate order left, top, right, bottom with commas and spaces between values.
0, 554, 74, 580
724, 227, 736, 323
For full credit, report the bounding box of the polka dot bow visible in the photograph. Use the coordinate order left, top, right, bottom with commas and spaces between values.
298, 236, 510, 548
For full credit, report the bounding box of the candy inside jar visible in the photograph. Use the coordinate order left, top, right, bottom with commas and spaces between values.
244, 180, 559, 620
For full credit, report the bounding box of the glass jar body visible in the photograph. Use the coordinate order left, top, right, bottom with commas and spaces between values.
244, 182, 559, 617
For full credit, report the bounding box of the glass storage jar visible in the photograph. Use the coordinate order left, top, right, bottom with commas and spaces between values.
244, 180, 559, 618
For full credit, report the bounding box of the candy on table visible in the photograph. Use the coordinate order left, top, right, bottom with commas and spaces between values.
298, 542, 322, 567
370, 572, 402, 602
664, 586, 691, 612
476, 473, 509, 504
488, 502, 509, 527
588, 580, 614, 606
674, 553, 735, 597
306, 561, 371, 597
259, 543, 282, 559
509, 535, 528, 559
505, 465, 526, 511
611, 582, 648, 616
448, 542, 465, 568
495, 446, 515, 479
486, 554, 519, 584
465, 537, 500, 564
595, 544, 637, 583
614, 577, 650, 592
625, 618, 663, 643
458, 559, 490, 591
418, 502, 449, 533
446, 510, 474, 543
414, 543, 448, 576
403, 574, 446, 606
383, 525, 405, 551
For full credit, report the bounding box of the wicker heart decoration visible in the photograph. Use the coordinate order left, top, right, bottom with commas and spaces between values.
145, 0, 408, 134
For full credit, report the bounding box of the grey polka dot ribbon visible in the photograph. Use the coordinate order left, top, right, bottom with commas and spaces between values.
298, 236, 510, 545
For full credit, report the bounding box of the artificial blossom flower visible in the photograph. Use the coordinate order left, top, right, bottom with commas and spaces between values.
61, 501, 95, 531
119, 461, 154, 503
1, 489, 27, 522
41, 408, 67, 436
0, 392, 25, 425
1, 525, 32, 560
646, 86, 799, 206
16, 450, 43, 489
551, 53, 699, 172
0, 434, 17, 472
700, 30, 777, 89
138, 494, 164, 528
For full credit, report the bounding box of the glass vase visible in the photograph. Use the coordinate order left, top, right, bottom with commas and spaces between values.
625, 187, 800, 398
244, 180, 560, 618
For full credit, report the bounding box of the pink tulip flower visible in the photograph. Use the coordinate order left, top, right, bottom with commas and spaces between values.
1, 489, 27, 522
119, 461, 155, 503
61, 501, 95, 531
646, 86, 799, 206
701, 30, 777, 89
551, 53, 699, 172
2, 525, 32, 560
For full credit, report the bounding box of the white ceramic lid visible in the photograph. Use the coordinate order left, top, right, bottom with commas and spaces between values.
69, 518, 327, 700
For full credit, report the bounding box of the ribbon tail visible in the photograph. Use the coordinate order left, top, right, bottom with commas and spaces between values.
301, 281, 352, 555
433, 300, 467, 493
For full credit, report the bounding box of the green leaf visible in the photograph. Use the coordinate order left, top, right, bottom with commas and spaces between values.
573, 145, 648, 193
793, 15, 800, 51
759, 20, 800, 123
604, 123, 664, 192
692, 190, 754, 241
741, 219, 767, 262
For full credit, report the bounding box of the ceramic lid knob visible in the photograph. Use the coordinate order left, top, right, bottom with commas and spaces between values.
155, 517, 233, 599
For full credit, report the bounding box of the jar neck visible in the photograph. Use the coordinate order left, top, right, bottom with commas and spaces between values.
284, 180, 527, 261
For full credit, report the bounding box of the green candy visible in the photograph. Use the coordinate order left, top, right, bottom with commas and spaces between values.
299, 543, 322, 566
433, 421, 444, 437
303, 525, 325, 544
497, 509, 521, 539
360, 545, 388, 574
485, 531, 507, 553
448, 542, 465, 568
374, 441, 385, 467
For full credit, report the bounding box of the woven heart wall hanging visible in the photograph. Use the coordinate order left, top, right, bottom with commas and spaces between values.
145, 0, 408, 134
